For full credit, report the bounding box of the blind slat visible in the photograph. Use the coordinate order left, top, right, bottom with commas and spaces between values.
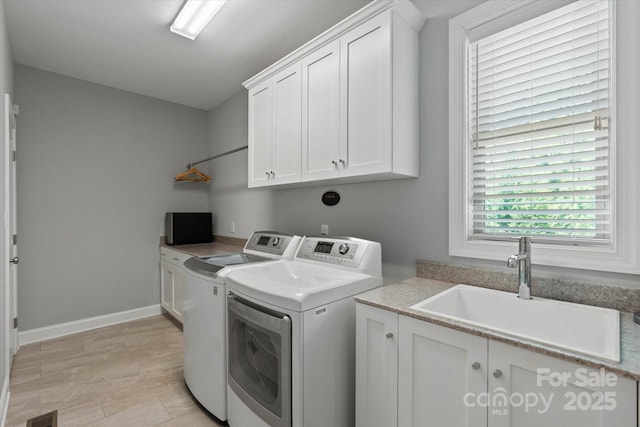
472, 188, 609, 201
474, 113, 608, 144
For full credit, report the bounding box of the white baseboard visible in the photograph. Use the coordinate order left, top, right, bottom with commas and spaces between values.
0, 377, 9, 427
18, 305, 163, 346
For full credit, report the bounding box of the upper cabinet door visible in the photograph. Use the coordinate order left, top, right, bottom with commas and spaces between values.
272, 63, 302, 185
248, 82, 273, 187
301, 40, 341, 181
340, 12, 392, 177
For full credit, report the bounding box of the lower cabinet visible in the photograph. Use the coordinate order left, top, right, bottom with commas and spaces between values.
398, 315, 487, 427
355, 303, 398, 427
487, 340, 636, 427
356, 303, 638, 427
160, 247, 190, 323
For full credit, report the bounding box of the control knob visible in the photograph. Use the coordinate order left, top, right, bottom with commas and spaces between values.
338, 243, 350, 255
272, 237, 280, 247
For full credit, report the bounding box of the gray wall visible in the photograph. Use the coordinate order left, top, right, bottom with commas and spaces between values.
15, 66, 210, 330
0, 0, 13, 405
207, 91, 274, 237
207, 18, 640, 290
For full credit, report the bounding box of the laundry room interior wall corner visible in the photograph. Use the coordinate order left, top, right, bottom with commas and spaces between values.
207, 90, 276, 238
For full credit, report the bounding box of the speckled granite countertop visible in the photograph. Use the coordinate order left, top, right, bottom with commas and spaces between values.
356, 277, 640, 381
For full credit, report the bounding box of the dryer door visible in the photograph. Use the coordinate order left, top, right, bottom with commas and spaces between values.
228, 293, 292, 427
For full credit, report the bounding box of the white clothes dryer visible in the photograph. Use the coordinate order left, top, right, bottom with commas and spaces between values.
182, 231, 301, 421
225, 235, 382, 427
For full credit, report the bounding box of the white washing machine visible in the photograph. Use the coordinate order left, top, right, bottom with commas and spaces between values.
182, 231, 301, 421
225, 235, 382, 427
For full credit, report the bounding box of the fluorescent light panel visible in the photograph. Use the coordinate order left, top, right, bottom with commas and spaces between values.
170, 0, 227, 40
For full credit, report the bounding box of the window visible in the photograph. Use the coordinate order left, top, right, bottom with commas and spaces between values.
470, 0, 610, 243
449, 0, 640, 273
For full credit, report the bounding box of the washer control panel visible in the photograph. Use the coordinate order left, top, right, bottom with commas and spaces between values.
296, 236, 369, 268
245, 231, 300, 258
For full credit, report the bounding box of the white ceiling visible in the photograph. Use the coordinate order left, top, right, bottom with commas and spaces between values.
4, 0, 370, 110
4, 0, 484, 111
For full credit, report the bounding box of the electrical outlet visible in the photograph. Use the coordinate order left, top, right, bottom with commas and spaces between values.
231, 221, 236, 233
321, 224, 329, 235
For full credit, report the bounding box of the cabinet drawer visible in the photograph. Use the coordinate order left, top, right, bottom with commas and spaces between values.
160, 248, 191, 266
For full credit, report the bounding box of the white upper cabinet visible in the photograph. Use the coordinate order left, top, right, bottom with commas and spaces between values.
301, 40, 341, 181
244, 0, 425, 188
248, 63, 302, 187
339, 12, 392, 178
248, 81, 273, 187
272, 64, 302, 185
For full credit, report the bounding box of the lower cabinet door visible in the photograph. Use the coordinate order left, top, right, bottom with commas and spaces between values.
489, 340, 636, 427
172, 267, 184, 320
159, 260, 183, 323
355, 304, 398, 427
160, 261, 173, 311
398, 316, 488, 427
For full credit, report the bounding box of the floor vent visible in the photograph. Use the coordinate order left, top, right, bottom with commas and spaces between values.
26, 410, 57, 427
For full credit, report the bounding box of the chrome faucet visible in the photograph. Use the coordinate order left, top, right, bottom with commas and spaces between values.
507, 237, 532, 299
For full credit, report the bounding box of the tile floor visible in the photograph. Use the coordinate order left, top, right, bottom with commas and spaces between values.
5, 314, 224, 426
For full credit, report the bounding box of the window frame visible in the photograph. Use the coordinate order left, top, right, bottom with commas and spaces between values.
448, 0, 640, 274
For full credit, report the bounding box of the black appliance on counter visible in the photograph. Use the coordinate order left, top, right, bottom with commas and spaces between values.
165, 212, 212, 245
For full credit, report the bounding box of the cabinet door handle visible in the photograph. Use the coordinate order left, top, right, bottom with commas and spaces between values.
270, 171, 275, 176
331, 160, 338, 166
385, 332, 394, 339
339, 158, 346, 165
493, 369, 503, 378
265, 172, 270, 177
472, 362, 481, 370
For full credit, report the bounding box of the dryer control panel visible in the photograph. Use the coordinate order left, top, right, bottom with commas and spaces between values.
296, 236, 382, 276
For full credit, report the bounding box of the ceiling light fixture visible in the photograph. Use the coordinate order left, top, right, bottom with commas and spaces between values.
170, 0, 227, 40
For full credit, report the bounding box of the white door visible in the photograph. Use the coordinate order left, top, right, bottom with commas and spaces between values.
489, 340, 636, 427
340, 11, 392, 177
4, 94, 18, 364
301, 40, 341, 181
271, 63, 302, 185
398, 316, 488, 427
355, 304, 398, 427
248, 82, 273, 187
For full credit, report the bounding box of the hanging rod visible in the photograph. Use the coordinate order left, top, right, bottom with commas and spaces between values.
186, 145, 248, 169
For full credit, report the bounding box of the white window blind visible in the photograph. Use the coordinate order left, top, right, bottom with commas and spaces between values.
469, 0, 611, 244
